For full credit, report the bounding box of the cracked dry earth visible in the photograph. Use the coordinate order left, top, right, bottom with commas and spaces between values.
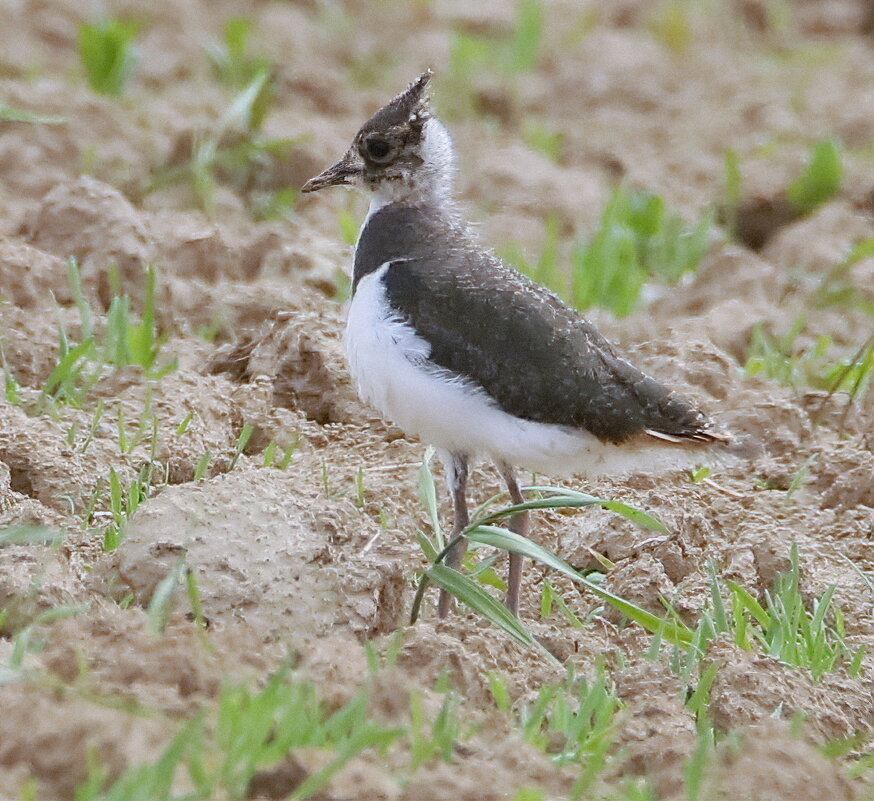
1, 0, 874, 799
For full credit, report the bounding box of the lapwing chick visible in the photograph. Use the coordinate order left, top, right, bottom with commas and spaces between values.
303, 71, 730, 619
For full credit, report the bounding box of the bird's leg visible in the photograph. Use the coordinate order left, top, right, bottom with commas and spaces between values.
437, 452, 469, 619
499, 463, 528, 617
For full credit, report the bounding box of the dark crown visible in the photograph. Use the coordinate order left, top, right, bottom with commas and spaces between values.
357, 70, 433, 142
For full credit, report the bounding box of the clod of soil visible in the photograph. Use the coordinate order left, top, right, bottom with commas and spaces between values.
105, 469, 408, 641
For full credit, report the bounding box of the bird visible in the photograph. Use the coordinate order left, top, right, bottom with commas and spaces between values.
302, 71, 730, 619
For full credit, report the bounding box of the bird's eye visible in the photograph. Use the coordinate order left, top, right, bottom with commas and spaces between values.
363, 136, 393, 163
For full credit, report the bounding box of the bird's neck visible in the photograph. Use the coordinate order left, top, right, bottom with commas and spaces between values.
366, 176, 455, 218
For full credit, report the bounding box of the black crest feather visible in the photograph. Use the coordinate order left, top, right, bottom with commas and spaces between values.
359, 70, 433, 139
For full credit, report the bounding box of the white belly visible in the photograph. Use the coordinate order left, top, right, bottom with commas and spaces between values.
344, 265, 695, 477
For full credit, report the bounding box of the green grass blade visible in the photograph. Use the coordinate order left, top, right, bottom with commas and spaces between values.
686, 661, 719, 719
0, 103, 64, 124
0, 526, 64, 547
229, 423, 254, 470
221, 69, 271, 133
185, 568, 207, 632
723, 148, 741, 238
598, 501, 670, 534
127, 265, 158, 368
809, 584, 837, 635
519, 485, 603, 501
487, 671, 512, 711
78, 17, 139, 96
417, 447, 443, 548
477, 494, 602, 522
508, 487, 670, 533
541, 578, 555, 618
147, 560, 186, 635
194, 451, 212, 480
415, 530, 438, 563
105, 295, 130, 366
66, 257, 93, 340
426, 564, 543, 653
42, 338, 94, 399
707, 562, 729, 633
787, 138, 843, 214
467, 525, 692, 645
509, 0, 544, 73
337, 207, 360, 246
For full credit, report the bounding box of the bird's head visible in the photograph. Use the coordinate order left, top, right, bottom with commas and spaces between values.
302, 70, 455, 206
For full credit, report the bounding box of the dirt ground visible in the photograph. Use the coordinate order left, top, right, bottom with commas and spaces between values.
1, 0, 873, 798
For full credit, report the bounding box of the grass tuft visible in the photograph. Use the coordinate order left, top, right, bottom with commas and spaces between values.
441, 0, 544, 119
570, 186, 713, 316
810, 237, 874, 315
668, 547, 864, 681
103, 266, 176, 376
40, 334, 99, 409
206, 17, 271, 88
37, 261, 177, 413
77, 667, 403, 801
502, 187, 713, 317
745, 318, 874, 401
521, 667, 619, 768
102, 464, 153, 551
412, 455, 863, 684
150, 71, 305, 219
411, 455, 688, 650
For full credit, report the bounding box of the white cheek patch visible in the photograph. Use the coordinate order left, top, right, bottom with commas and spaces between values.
360, 119, 455, 213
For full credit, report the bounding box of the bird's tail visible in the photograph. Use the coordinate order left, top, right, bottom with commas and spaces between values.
644, 425, 733, 445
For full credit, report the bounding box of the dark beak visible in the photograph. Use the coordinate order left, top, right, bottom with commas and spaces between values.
301, 153, 360, 193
